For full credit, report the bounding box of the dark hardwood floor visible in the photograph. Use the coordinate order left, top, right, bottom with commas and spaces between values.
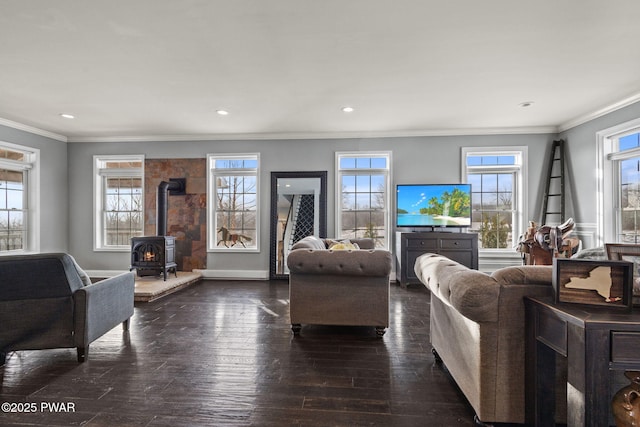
1, 280, 478, 426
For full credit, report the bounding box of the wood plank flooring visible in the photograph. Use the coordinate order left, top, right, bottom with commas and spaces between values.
1, 280, 478, 426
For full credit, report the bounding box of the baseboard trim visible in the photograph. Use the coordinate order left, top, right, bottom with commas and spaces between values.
194, 269, 270, 280
86, 269, 270, 280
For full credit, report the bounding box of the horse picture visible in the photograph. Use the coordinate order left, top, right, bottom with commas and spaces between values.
217, 226, 253, 248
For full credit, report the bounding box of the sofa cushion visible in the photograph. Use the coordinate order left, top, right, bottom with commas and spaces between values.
291, 236, 326, 250
328, 240, 360, 250
287, 249, 392, 277
572, 246, 606, 260
345, 238, 376, 250
0, 253, 83, 301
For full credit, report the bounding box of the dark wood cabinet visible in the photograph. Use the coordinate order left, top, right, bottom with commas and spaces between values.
525, 297, 640, 426
395, 231, 478, 287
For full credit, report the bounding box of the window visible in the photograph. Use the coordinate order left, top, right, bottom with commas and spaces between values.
208, 154, 259, 251
0, 143, 39, 253
462, 147, 527, 250
94, 155, 144, 250
336, 152, 391, 249
598, 119, 640, 244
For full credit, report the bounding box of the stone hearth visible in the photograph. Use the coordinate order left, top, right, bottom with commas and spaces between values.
134, 271, 202, 302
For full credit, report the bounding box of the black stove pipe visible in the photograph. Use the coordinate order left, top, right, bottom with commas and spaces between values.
157, 179, 185, 236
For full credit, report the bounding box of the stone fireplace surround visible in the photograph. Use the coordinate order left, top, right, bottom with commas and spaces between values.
143, 159, 207, 272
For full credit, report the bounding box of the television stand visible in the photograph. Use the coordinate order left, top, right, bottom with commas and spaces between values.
395, 231, 478, 287
406, 226, 467, 233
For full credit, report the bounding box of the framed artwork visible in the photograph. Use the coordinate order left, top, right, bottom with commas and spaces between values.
552, 258, 633, 311
606, 243, 640, 271
606, 243, 640, 306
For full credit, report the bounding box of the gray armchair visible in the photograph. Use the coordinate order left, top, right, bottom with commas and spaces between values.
0, 253, 135, 365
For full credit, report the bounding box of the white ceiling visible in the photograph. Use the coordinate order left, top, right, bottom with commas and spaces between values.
1, 0, 640, 142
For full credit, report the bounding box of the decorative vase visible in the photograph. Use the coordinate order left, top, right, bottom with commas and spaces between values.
612, 371, 640, 427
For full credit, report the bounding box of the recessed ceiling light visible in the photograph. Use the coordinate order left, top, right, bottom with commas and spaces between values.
341, 106, 354, 113
519, 101, 534, 108
216, 110, 229, 116
60, 113, 75, 119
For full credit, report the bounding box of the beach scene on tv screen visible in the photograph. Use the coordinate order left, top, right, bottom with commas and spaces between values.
397, 185, 471, 227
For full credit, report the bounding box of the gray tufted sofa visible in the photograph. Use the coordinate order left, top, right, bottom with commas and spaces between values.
414, 252, 567, 425
0, 253, 135, 365
287, 236, 392, 337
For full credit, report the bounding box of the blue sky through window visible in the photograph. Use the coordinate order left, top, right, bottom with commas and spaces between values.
340, 157, 387, 169
619, 133, 640, 151
467, 155, 516, 166
215, 159, 258, 169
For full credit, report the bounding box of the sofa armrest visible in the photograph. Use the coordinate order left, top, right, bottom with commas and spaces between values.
415, 253, 556, 323
287, 249, 392, 277
415, 253, 500, 322
442, 269, 501, 322
73, 272, 135, 345
491, 265, 553, 285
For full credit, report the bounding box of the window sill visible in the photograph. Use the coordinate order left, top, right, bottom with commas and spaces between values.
208, 247, 260, 253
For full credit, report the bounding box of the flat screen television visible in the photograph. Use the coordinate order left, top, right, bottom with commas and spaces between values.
396, 183, 472, 228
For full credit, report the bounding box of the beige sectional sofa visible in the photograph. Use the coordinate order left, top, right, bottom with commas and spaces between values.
287, 236, 392, 337
414, 253, 566, 425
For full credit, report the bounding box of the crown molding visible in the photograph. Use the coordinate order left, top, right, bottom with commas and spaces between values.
4, 90, 640, 143
558, 92, 640, 133
66, 126, 558, 143
0, 117, 67, 142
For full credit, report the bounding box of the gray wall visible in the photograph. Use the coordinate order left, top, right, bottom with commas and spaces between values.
0, 125, 68, 253
8, 98, 640, 273
67, 133, 554, 273
560, 101, 640, 228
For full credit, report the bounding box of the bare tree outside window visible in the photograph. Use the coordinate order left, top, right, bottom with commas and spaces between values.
469, 173, 514, 249
337, 154, 390, 248
0, 168, 25, 251
95, 155, 144, 249
104, 177, 143, 246
210, 156, 259, 250
215, 175, 257, 247
614, 132, 640, 242
464, 149, 524, 251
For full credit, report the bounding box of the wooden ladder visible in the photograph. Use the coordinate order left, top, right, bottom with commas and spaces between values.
541, 139, 566, 225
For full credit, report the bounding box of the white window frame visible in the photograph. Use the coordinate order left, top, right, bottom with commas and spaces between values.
461, 146, 527, 253
335, 151, 392, 250
597, 117, 640, 246
93, 155, 144, 251
0, 141, 39, 254
207, 153, 260, 253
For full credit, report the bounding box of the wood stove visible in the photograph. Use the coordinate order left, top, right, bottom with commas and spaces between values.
130, 179, 185, 281
130, 236, 177, 281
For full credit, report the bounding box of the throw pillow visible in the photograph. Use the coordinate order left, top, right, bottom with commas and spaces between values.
328, 240, 360, 251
